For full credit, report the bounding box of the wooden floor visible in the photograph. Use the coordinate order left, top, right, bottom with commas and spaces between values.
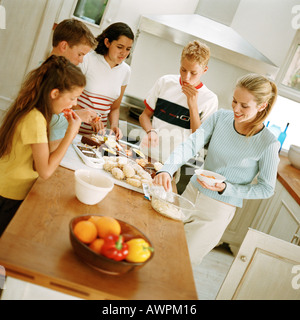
1, 244, 234, 300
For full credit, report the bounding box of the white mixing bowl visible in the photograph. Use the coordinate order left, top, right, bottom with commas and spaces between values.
75, 169, 114, 205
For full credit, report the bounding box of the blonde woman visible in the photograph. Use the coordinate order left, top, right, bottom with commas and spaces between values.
154, 73, 280, 265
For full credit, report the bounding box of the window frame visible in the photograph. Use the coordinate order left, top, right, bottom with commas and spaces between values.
276, 30, 300, 103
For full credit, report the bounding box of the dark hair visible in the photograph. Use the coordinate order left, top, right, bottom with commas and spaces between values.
0, 55, 86, 157
95, 22, 134, 56
52, 18, 98, 49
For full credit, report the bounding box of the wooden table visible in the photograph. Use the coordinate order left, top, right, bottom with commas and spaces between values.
0, 166, 197, 300
278, 155, 300, 205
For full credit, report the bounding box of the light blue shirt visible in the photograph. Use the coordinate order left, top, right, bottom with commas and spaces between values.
49, 113, 68, 141
161, 109, 280, 207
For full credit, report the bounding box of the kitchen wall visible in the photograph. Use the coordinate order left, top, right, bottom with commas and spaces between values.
124, 0, 299, 109
0, 0, 199, 112
101, 0, 199, 33
0, 0, 298, 113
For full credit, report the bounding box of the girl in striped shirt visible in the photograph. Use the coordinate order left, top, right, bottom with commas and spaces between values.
154, 73, 280, 265
77, 22, 134, 139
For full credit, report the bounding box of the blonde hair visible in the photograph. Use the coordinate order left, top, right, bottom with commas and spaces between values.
181, 40, 210, 67
236, 73, 277, 137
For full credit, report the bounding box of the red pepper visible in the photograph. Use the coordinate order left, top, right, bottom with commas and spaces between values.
101, 235, 129, 261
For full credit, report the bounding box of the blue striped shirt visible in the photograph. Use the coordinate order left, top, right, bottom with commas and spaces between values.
161, 109, 280, 207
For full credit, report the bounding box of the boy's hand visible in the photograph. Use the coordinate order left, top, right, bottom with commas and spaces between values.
141, 131, 159, 147
182, 83, 198, 107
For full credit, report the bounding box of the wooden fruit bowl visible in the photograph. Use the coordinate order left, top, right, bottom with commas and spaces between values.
69, 214, 154, 275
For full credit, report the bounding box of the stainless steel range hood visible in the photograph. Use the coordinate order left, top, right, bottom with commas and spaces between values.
138, 14, 278, 79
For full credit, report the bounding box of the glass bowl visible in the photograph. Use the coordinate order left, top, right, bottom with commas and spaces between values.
150, 186, 195, 221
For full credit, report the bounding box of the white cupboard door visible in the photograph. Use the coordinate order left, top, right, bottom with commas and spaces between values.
216, 228, 300, 300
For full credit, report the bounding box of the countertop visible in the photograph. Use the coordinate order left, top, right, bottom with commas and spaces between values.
278, 155, 300, 205
0, 166, 197, 300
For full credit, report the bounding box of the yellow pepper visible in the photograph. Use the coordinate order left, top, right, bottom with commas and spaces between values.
125, 238, 154, 263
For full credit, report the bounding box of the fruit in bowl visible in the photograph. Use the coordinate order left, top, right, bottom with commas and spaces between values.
69, 215, 154, 275
195, 169, 226, 186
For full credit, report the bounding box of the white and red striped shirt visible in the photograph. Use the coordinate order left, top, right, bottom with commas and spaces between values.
77, 89, 114, 134
78, 51, 131, 135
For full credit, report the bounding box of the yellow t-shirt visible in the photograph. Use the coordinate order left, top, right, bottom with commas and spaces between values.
0, 108, 48, 200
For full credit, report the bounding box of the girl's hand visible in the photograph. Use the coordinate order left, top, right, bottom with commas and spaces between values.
65, 110, 81, 139
111, 126, 123, 140
153, 172, 172, 192
75, 108, 98, 123
197, 179, 226, 192
91, 118, 105, 133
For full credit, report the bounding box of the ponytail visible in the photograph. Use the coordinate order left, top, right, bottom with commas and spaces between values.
236, 73, 277, 137
95, 22, 134, 56
0, 55, 86, 157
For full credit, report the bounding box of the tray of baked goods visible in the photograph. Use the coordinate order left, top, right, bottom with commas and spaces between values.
78, 133, 163, 190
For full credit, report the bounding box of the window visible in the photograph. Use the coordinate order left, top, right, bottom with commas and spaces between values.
74, 0, 108, 25
269, 30, 300, 152
277, 30, 300, 103
265, 95, 300, 152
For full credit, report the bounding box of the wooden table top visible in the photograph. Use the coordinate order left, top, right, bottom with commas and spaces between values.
278, 155, 300, 205
0, 166, 197, 300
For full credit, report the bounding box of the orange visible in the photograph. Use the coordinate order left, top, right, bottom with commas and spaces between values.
73, 220, 98, 244
94, 216, 121, 238
89, 238, 105, 254
88, 215, 102, 225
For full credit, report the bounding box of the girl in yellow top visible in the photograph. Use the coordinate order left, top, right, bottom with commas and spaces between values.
0, 55, 86, 236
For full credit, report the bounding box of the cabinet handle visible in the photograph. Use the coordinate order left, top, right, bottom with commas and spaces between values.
240, 255, 247, 262
291, 234, 300, 246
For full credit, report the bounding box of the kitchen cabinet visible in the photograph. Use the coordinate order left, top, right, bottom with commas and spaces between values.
221, 198, 263, 255
222, 179, 300, 255
255, 180, 300, 244
221, 156, 300, 255
216, 228, 300, 300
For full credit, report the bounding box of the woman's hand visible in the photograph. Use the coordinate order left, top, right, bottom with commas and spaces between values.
197, 179, 226, 193
153, 172, 172, 192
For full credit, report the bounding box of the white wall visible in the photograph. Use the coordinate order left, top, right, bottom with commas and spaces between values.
125, 31, 249, 109
231, 0, 298, 67
101, 0, 199, 33
125, 0, 299, 109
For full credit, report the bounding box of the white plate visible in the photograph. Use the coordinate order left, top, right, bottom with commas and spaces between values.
195, 169, 225, 186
